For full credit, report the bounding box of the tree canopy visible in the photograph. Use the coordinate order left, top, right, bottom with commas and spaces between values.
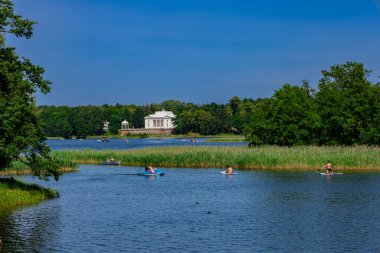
0, 0, 60, 180
245, 62, 380, 146
315, 62, 380, 145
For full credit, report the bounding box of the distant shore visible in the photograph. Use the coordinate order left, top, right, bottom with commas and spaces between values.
47, 134, 244, 140
52, 145, 380, 172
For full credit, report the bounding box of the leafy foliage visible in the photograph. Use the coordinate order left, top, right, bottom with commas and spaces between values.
245, 62, 380, 146
316, 62, 379, 145
0, 0, 60, 180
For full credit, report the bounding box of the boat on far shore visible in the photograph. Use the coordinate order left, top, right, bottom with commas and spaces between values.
97, 138, 110, 142
100, 159, 121, 165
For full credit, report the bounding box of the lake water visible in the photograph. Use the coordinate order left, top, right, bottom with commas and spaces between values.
45, 138, 248, 150
1, 165, 380, 252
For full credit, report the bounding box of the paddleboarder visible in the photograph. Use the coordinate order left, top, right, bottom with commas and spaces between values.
225, 165, 234, 174
323, 161, 333, 174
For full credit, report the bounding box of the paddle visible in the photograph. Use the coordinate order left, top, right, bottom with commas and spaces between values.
316, 164, 326, 173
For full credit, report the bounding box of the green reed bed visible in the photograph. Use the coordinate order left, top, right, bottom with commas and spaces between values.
0, 178, 59, 208
204, 137, 246, 142
0, 157, 78, 176
53, 146, 380, 171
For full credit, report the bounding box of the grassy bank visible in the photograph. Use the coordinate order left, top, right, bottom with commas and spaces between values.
204, 137, 246, 142
0, 158, 78, 177
53, 146, 380, 171
0, 178, 59, 208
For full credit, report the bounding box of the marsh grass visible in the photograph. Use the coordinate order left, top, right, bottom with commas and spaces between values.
0, 178, 59, 208
53, 146, 380, 171
0, 157, 78, 176
204, 137, 246, 142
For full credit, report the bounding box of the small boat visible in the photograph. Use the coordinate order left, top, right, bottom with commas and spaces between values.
220, 171, 238, 175
100, 160, 121, 165
137, 169, 165, 176
97, 138, 110, 142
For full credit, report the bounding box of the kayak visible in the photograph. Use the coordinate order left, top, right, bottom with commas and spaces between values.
319, 172, 343, 175
137, 169, 165, 176
220, 171, 238, 175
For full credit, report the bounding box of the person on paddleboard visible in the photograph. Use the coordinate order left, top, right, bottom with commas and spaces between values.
225, 165, 234, 174
322, 161, 333, 174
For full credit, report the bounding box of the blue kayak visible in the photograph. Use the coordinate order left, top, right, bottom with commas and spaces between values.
137, 169, 165, 176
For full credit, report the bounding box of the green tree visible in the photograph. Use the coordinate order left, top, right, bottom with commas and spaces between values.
244, 98, 274, 146
227, 96, 254, 134
160, 99, 187, 114
104, 106, 121, 134
131, 107, 145, 128
0, 0, 60, 180
173, 111, 193, 134
71, 107, 93, 138
38, 106, 73, 138
193, 109, 213, 135
316, 62, 378, 145
245, 83, 320, 146
271, 83, 320, 145
202, 103, 232, 134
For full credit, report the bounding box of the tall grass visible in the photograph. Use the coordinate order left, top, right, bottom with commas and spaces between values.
53, 146, 380, 171
204, 137, 246, 142
0, 178, 59, 208
0, 157, 78, 176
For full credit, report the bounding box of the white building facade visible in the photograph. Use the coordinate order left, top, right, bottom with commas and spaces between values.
144, 110, 175, 129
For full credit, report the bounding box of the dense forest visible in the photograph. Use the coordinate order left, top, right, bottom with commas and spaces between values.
38, 62, 380, 146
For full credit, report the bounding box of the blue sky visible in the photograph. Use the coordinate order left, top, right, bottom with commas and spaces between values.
8, 0, 380, 106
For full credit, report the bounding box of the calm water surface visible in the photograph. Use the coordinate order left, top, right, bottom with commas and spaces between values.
1, 166, 380, 252
46, 138, 248, 150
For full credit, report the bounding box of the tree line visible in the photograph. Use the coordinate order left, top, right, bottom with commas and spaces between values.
38, 61, 380, 146
245, 62, 380, 146
38, 97, 254, 138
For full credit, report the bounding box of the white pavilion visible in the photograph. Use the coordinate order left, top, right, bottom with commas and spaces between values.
144, 110, 175, 129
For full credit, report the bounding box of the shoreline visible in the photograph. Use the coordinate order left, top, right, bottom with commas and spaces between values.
51, 145, 380, 172
2, 146, 379, 176
0, 178, 59, 208
0, 167, 78, 177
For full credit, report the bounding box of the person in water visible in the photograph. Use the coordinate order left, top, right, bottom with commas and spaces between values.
225, 165, 233, 174
145, 164, 155, 173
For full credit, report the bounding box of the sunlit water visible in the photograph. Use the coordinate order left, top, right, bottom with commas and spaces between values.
1, 166, 380, 252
